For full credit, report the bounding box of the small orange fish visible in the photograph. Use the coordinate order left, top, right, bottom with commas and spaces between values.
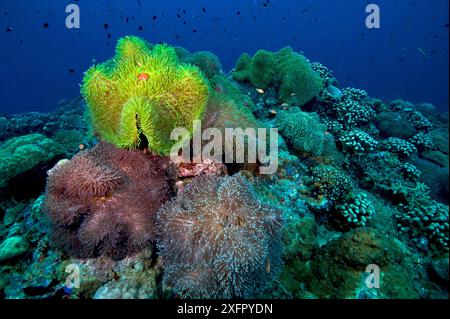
138, 72, 149, 81
79, 144, 85, 150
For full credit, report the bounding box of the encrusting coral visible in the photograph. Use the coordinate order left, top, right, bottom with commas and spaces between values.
44, 141, 170, 260
156, 173, 283, 298
81, 36, 209, 155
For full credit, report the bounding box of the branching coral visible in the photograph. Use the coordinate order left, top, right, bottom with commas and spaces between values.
341, 88, 368, 101
334, 192, 375, 228
319, 87, 375, 129
156, 174, 282, 298
305, 165, 373, 229
333, 97, 375, 129
400, 108, 433, 132
397, 196, 449, 253
381, 137, 417, 160
44, 141, 170, 260
306, 165, 354, 202
81, 36, 209, 154
311, 62, 334, 85
338, 130, 378, 155
400, 163, 422, 181
409, 132, 435, 152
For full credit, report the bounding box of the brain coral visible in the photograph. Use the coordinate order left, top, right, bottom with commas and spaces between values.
81, 36, 209, 155
44, 141, 170, 260
156, 173, 283, 298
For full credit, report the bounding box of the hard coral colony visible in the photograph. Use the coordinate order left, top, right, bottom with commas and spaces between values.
0, 33, 448, 301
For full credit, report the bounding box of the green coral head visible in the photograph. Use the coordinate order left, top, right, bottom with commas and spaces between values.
81, 35, 210, 155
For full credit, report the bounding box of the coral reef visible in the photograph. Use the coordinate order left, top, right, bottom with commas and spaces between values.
1, 40, 448, 301
81, 36, 209, 154
409, 132, 435, 152
203, 78, 258, 134
44, 141, 170, 259
400, 108, 433, 132
156, 174, 282, 298
0, 98, 89, 144
311, 62, 336, 86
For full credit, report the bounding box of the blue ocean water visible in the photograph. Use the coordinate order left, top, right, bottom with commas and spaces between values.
0, 0, 448, 115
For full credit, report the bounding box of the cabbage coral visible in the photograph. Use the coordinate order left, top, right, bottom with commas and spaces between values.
156, 174, 283, 298
44, 141, 170, 260
81, 36, 209, 155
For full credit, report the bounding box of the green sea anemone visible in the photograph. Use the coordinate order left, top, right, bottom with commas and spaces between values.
81, 36, 209, 155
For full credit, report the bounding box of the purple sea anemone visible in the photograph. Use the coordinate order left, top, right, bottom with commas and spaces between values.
44, 141, 170, 260
156, 173, 283, 298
